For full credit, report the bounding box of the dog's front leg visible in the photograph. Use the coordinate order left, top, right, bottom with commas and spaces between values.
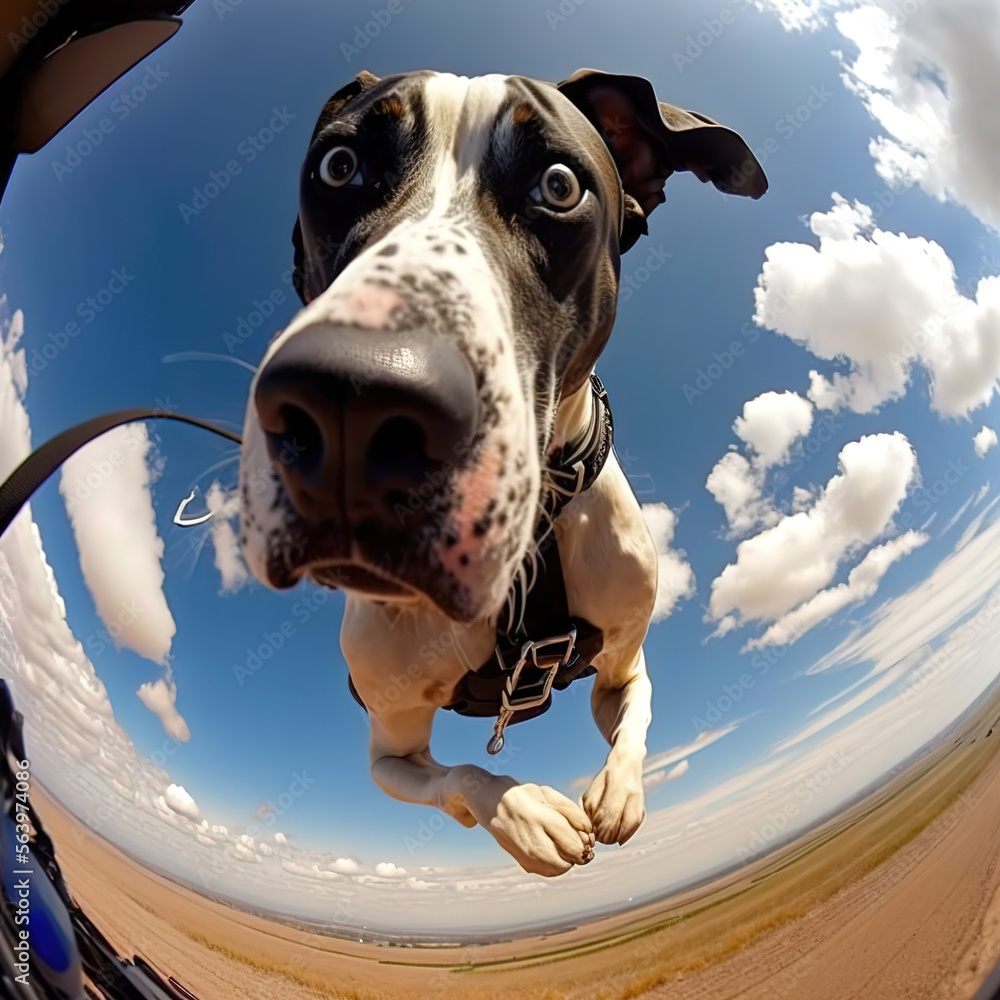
583, 647, 652, 845
367, 706, 595, 876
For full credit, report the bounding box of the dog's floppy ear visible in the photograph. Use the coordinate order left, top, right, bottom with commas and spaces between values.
292, 71, 383, 304
557, 69, 767, 252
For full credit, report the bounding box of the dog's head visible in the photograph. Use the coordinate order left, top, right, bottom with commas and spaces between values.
238, 69, 766, 622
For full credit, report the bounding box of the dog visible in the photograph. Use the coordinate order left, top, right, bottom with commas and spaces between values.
237, 68, 766, 877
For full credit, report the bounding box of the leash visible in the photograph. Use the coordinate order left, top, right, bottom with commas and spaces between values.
0, 409, 241, 538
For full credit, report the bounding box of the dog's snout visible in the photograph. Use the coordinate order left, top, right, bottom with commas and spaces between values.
254, 326, 478, 525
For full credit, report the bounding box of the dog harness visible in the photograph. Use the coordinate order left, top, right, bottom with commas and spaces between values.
0, 378, 615, 759
348, 373, 615, 754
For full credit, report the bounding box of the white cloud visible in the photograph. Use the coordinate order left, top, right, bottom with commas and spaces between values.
705, 451, 777, 535
58, 423, 176, 664
810, 501, 1000, 677
375, 862, 407, 877
0, 300, 230, 865
747, 530, 928, 650
205, 481, 248, 591
641, 503, 696, 622
756, 0, 1000, 231
954, 494, 1000, 554
735, 391, 815, 468
974, 426, 998, 458
644, 758, 692, 790
329, 857, 360, 874
940, 490, 976, 536
975, 484, 990, 506
836, 0, 1000, 232
136, 677, 190, 742
643, 723, 740, 779
274, 832, 288, 845
755, 194, 1000, 418
707, 614, 740, 641
707, 392, 817, 537
164, 783, 201, 823
777, 646, 930, 752
0, 306, 166, 798
708, 432, 919, 637
573, 724, 739, 795
752, 0, 845, 31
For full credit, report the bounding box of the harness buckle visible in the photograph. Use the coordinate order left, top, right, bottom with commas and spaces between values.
486, 626, 577, 755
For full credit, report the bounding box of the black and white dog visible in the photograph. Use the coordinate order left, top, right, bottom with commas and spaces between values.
238, 69, 766, 876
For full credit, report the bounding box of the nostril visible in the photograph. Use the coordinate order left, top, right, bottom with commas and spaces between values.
365, 416, 431, 486
265, 403, 325, 477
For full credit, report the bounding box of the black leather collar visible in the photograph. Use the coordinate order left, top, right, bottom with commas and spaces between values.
498, 372, 613, 640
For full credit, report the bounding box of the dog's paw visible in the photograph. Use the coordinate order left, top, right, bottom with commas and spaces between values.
583, 754, 646, 846
487, 783, 595, 877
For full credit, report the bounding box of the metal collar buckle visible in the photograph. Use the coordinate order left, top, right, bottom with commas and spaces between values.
486, 626, 577, 755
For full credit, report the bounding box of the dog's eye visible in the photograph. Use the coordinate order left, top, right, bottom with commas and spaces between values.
532, 163, 582, 209
318, 146, 362, 187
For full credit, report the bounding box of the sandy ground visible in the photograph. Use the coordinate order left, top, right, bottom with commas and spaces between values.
607, 739, 1000, 1000
27, 721, 1000, 1000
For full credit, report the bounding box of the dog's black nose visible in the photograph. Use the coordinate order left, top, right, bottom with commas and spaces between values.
254, 326, 478, 525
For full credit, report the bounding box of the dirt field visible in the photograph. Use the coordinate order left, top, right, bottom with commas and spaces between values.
29, 704, 1000, 1000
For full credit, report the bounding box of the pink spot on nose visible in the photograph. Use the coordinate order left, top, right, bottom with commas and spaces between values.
439, 450, 500, 576
344, 286, 403, 329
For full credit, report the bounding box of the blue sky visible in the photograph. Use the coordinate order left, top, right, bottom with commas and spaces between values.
2, 0, 1000, 933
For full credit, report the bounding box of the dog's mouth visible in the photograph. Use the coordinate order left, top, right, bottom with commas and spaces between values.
303, 560, 419, 600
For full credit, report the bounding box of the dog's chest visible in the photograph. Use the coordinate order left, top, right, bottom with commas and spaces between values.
341, 596, 497, 708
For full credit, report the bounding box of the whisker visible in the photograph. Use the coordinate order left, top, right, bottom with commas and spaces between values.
188, 452, 241, 489
162, 351, 258, 375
